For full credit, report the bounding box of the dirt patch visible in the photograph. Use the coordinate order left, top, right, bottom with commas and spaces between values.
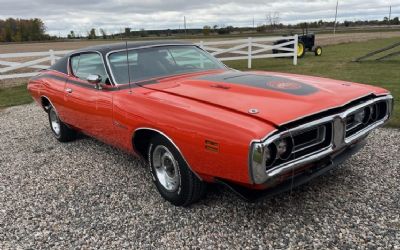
316, 31, 400, 46
0, 40, 116, 54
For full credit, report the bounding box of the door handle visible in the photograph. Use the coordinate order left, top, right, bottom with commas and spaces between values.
66, 88, 73, 93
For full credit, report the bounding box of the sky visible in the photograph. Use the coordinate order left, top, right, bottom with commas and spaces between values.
0, 0, 399, 36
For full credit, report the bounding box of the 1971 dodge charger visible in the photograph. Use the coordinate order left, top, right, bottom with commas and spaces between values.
28, 41, 393, 206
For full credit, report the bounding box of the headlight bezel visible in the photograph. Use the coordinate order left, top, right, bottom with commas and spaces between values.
250, 132, 294, 184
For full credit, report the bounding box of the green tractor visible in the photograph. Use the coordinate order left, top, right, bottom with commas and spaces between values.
274, 30, 322, 58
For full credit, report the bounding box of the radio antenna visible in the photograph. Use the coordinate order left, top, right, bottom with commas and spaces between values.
125, 41, 132, 92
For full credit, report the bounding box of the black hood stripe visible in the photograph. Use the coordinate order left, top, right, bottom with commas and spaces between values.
195, 71, 318, 96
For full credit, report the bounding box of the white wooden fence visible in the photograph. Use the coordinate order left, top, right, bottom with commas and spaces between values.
0, 50, 72, 80
197, 35, 298, 68
0, 36, 298, 80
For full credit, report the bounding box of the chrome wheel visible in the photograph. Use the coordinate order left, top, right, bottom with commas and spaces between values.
152, 145, 180, 192
49, 108, 61, 136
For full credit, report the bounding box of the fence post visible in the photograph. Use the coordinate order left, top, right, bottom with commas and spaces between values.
248, 37, 252, 69
293, 35, 298, 66
49, 50, 56, 65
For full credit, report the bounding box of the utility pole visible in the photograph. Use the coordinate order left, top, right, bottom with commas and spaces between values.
184, 16, 187, 36
253, 17, 255, 29
333, 0, 339, 36
389, 5, 392, 25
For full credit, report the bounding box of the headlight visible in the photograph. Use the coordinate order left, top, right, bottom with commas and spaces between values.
370, 104, 378, 122
250, 136, 293, 184
354, 109, 366, 124
275, 137, 293, 160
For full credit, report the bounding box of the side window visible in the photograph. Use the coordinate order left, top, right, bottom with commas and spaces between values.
70, 53, 108, 83
108, 51, 138, 84
168, 47, 216, 69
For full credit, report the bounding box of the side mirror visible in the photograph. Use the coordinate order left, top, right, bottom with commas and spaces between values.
86, 74, 102, 89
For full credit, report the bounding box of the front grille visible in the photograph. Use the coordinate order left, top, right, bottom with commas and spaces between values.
345, 101, 388, 138
260, 95, 392, 172
293, 122, 333, 158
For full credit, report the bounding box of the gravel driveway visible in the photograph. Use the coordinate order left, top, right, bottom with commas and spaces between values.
1, 104, 399, 249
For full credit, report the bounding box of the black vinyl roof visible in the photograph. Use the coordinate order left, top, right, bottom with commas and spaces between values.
50, 40, 195, 75
74, 40, 194, 55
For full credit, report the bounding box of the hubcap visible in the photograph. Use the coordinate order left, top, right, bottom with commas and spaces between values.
152, 145, 180, 192
49, 109, 61, 136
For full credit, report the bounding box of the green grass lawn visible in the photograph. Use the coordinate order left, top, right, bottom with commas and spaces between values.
0, 84, 33, 108
226, 37, 400, 127
1, 37, 399, 127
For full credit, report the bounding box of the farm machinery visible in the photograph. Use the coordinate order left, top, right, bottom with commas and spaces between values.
274, 30, 322, 58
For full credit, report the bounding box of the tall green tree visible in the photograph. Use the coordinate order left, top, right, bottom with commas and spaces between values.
0, 18, 46, 42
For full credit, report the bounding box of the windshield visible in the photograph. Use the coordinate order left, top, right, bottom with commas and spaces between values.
108, 45, 225, 84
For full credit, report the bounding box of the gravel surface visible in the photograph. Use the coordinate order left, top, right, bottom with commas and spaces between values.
0, 104, 399, 249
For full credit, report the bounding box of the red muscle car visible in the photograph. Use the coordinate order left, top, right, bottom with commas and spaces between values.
27, 41, 393, 206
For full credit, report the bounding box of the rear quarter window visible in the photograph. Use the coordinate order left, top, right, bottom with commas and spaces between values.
49, 56, 68, 74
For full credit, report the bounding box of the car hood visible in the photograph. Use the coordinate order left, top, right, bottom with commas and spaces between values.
141, 70, 388, 126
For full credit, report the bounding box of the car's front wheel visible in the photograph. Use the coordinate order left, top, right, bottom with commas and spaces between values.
148, 135, 206, 206
48, 105, 76, 142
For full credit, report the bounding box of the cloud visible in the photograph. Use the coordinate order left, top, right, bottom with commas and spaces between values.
0, 0, 398, 36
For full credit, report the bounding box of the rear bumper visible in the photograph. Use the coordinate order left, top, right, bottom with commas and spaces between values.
217, 139, 366, 202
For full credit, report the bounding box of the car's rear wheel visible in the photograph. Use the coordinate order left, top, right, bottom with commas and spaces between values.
48, 105, 76, 142
148, 135, 206, 206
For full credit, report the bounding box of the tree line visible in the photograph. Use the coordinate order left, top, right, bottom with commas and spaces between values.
0, 18, 54, 42
1, 16, 399, 42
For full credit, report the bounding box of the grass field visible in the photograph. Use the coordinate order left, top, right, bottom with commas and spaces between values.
0, 84, 32, 108
226, 37, 400, 127
1, 37, 399, 127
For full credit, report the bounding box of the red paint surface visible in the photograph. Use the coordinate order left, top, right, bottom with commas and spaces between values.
28, 69, 389, 187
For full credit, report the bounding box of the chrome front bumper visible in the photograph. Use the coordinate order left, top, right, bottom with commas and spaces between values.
220, 139, 366, 202
250, 94, 393, 184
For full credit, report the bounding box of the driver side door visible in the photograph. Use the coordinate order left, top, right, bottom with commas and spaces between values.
63, 52, 113, 139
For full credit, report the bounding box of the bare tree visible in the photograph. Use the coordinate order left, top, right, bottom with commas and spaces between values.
100, 28, 107, 39
266, 12, 280, 29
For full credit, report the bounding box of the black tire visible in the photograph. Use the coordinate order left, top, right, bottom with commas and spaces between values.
314, 46, 322, 56
297, 41, 306, 58
48, 105, 76, 142
148, 135, 206, 206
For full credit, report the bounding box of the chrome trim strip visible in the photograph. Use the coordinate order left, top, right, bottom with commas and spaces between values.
134, 127, 203, 181
249, 94, 393, 184
267, 146, 334, 177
